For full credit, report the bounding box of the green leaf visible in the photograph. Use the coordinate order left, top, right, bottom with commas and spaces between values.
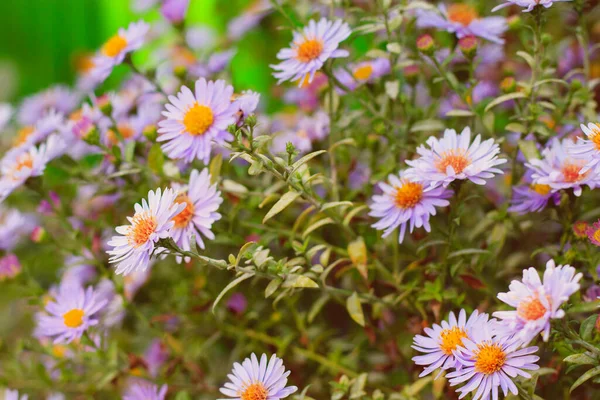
410, 119, 445, 133
283, 275, 319, 289
263, 191, 300, 223
212, 272, 255, 313
385, 80, 400, 99
516, 51, 535, 69
321, 201, 353, 211
208, 153, 223, 184
580, 315, 597, 341
174, 391, 191, 400
506, 122, 527, 133
448, 248, 489, 259
290, 150, 327, 173
445, 109, 475, 117
484, 92, 527, 112
303, 218, 334, 239
564, 353, 597, 365
349, 373, 367, 399
265, 278, 282, 298
386, 42, 402, 54
570, 366, 600, 392
346, 292, 365, 327
308, 295, 329, 323
148, 143, 164, 174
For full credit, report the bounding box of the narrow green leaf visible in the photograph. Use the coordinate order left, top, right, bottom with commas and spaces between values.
570, 366, 600, 392
484, 92, 527, 112
264, 278, 282, 298
346, 292, 365, 327
263, 191, 300, 223
290, 150, 327, 173
212, 272, 255, 313
283, 275, 319, 289
303, 218, 334, 239
580, 315, 597, 341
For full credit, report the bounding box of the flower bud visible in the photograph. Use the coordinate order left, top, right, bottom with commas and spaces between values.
500, 77, 516, 93
97, 95, 113, 117
416, 34, 435, 55
143, 125, 158, 142
458, 35, 478, 59
30, 226, 47, 243
403, 65, 419, 85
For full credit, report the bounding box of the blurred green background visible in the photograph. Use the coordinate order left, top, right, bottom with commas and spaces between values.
0, 0, 282, 102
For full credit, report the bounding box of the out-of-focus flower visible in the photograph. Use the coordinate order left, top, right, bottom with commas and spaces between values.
160, 0, 189, 24
448, 325, 539, 399
0, 206, 36, 250
569, 123, 600, 174
528, 138, 600, 197
124, 267, 152, 301
170, 169, 223, 262
416, 4, 507, 44
0, 254, 21, 281
492, 0, 571, 13
494, 259, 582, 345
573, 221, 589, 239
219, 353, 298, 400
0, 103, 13, 131
271, 18, 351, 86
369, 171, 452, 243
17, 85, 78, 126
334, 58, 391, 93
584, 285, 600, 302
144, 339, 169, 378
36, 282, 108, 344
0, 143, 49, 203
283, 72, 328, 112
232, 90, 260, 124
186, 25, 217, 50
405, 127, 507, 189
508, 182, 560, 214
412, 309, 489, 378
227, 0, 271, 41
4, 389, 28, 400
349, 161, 371, 190
157, 78, 237, 164
107, 188, 184, 275
227, 292, 248, 315
123, 379, 167, 400
586, 220, 600, 246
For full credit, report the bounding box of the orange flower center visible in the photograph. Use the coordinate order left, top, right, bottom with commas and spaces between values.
517, 296, 547, 321
588, 123, 600, 151
593, 228, 600, 244
440, 326, 468, 355
296, 39, 324, 63
394, 181, 424, 209
108, 124, 136, 145
183, 103, 214, 136
530, 183, 551, 196
436, 150, 470, 174
14, 126, 35, 147
52, 345, 67, 358
102, 35, 128, 58
447, 4, 478, 26
63, 308, 85, 328
173, 194, 195, 228
474, 343, 506, 375
240, 383, 268, 400
127, 211, 158, 247
8, 154, 34, 180
353, 65, 374, 81
562, 162, 586, 183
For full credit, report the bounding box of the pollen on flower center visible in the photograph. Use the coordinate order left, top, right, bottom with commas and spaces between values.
562, 162, 586, 183
296, 39, 324, 63
183, 103, 214, 136
14, 126, 35, 147
173, 194, 195, 228
102, 35, 128, 57
436, 151, 470, 174
517, 295, 548, 321
240, 383, 268, 400
440, 326, 468, 355
474, 343, 506, 375
394, 181, 424, 209
9, 154, 34, 180
63, 308, 85, 328
127, 211, 158, 247
447, 4, 478, 26
530, 183, 551, 196
353, 65, 374, 81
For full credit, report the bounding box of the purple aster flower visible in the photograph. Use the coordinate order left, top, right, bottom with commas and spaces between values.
0, 143, 49, 203
584, 285, 600, 302
405, 127, 507, 189
0, 254, 21, 280
161, 0, 189, 24
283, 72, 328, 112
233, 90, 260, 125
36, 282, 108, 344
157, 78, 237, 164
416, 4, 507, 44
569, 123, 600, 174
369, 171, 452, 243
144, 339, 169, 378
207, 49, 237, 74
17, 85, 78, 126
4, 389, 28, 400
349, 161, 371, 190
226, 0, 272, 41
508, 171, 561, 215
218, 353, 298, 400
186, 25, 217, 50
333, 58, 391, 93
0, 206, 36, 250
493, 0, 572, 12
107, 188, 185, 275
271, 18, 351, 86
412, 309, 489, 378
586, 220, 600, 246
227, 292, 248, 315
528, 138, 600, 197
170, 169, 223, 262
493, 259, 582, 345
123, 379, 167, 400
448, 323, 539, 400
297, 110, 330, 142
61, 254, 97, 286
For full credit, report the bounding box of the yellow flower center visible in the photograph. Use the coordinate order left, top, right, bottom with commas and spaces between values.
52, 345, 67, 358
440, 326, 468, 355
296, 39, 324, 63
173, 194, 195, 228
517, 296, 547, 321
240, 383, 268, 400
300, 73, 312, 88
447, 4, 478, 26
562, 162, 587, 183
127, 211, 158, 248
63, 308, 85, 328
394, 181, 424, 209
14, 126, 35, 147
8, 154, 34, 180
183, 103, 214, 136
108, 124, 136, 145
593, 228, 600, 244
588, 123, 600, 151
530, 183, 551, 196
353, 65, 374, 81
474, 342, 506, 375
102, 35, 128, 58
436, 150, 470, 174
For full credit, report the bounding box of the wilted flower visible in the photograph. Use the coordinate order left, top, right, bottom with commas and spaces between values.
219, 353, 298, 400
412, 309, 489, 378
369, 171, 452, 243
492, 0, 571, 12
157, 78, 237, 164
416, 4, 507, 44
123, 380, 167, 400
405, 127, 507, 189
271, 18, 351, 86
107, 188, 184, 275
36, 282, 108, 344
494, 259, 582, 345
